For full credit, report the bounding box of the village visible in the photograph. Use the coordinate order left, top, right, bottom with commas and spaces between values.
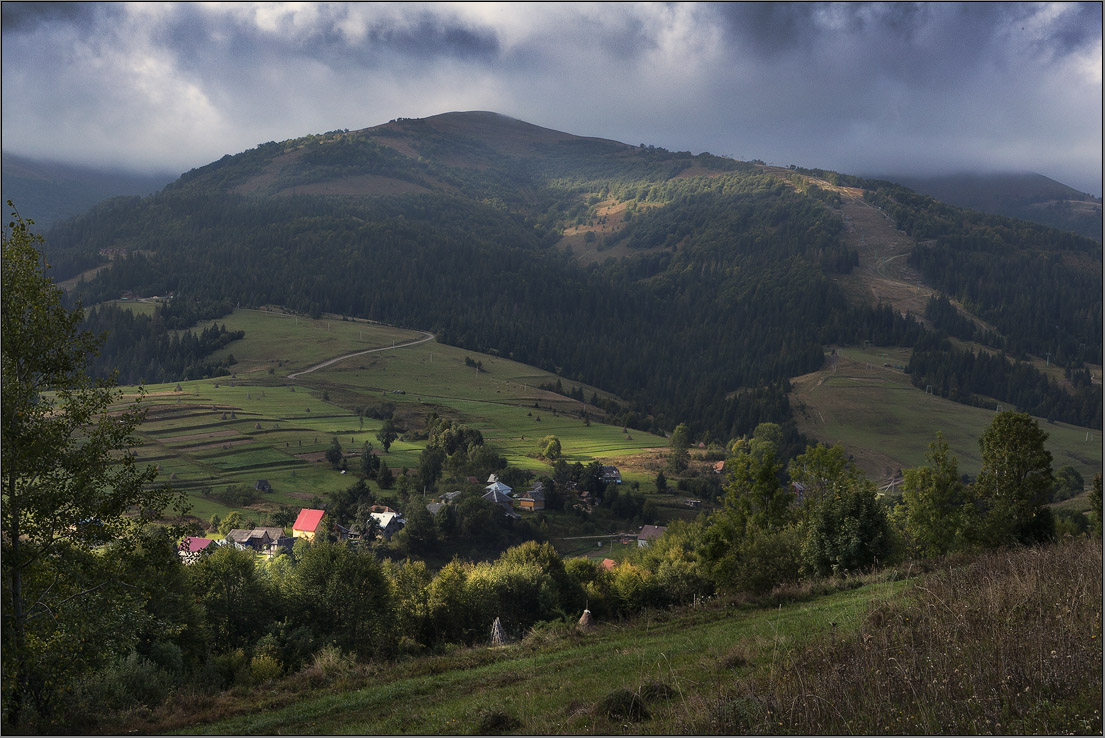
178, 465, 668, 566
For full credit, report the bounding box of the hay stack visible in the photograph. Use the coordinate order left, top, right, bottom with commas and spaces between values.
490, 616, 507, 646
577, 608, 595, 631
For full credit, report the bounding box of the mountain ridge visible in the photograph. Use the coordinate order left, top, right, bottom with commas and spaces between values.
873, 170, 1102, 241
33, 111, 1105, 443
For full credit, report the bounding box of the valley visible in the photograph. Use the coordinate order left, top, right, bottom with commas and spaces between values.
4, 110, 1101, 735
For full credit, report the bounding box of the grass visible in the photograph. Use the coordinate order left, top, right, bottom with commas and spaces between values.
102, 538, 1102, 735
112, 310, 1100, 529
114, 310, 670, 527
683, 538, 1103, 735
791, 346, 1102, 483
125, 571, 908, 735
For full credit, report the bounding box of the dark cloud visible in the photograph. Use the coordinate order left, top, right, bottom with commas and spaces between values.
1, 2, 105, 33
1, 3, 1099, 195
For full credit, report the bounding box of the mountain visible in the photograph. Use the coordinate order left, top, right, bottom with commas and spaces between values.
876, 171, 1102, 242
34, 111, 1104, 443
1, 151, 176, 228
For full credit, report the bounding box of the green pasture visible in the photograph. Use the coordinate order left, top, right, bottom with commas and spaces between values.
794, 347, 1102, 482
115, 311, 668, 527
196, 307, 425, 376
175, 576, 910, 735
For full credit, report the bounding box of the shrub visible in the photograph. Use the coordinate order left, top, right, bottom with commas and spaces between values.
249, 653, 283, 684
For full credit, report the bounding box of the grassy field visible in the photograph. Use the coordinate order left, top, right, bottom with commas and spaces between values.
116, 310, 1101, 529
160, 574, 910, 735
118, 309, 669, 526
791, 346, 1102, 484
102, 538, 1101, 735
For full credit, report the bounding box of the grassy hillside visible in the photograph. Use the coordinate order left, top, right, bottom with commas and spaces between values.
118, 306, 669, 525
97, 538, 1101, 736
116, 303, 1101, 528
791, 345, 1102, 485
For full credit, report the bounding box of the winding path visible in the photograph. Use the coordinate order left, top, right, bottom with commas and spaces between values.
286, 330, 435, 380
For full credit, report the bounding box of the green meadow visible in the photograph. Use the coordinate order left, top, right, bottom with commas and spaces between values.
119, 309, 669, 525
169, 575, 910, 735
793, 345, 1102, 484
116, 309, 1101, 527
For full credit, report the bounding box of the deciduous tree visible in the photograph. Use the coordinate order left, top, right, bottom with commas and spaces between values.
2, 206, 185, 725
973, 412, 1055, 546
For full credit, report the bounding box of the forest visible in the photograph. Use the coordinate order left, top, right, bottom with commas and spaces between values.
40, 114, 1104, 446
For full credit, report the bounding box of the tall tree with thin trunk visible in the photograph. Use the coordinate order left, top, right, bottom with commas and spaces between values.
1, 205, 184, 726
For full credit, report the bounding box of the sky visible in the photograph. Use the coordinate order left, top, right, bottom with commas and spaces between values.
2, 2, 1101, 195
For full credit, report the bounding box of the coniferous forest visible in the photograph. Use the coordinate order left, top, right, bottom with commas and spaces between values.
46, 113, 1099, 444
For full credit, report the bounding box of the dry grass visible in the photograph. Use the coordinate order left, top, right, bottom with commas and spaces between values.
683, 538, 1103, 734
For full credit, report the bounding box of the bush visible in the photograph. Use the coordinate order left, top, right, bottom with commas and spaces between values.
249, 653, 283, 684
733, 526, 803, 595
213, 648, 251, 688
76, 652, 176, 712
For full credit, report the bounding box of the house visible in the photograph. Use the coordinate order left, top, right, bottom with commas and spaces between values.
600, 466, 622, 485
443, 490, 464, 503
178, 536, 217, 564
482, 486, 520, 519
254, 479, 272, 492
370, 511, 405, 539
292, 508, 326, 542
637, 525, 667, 547
226, 527, 289, 552
426, 502, 445, 517
225, 528, 264, 549
601, 558, 617, 571
518, 485, 546, 511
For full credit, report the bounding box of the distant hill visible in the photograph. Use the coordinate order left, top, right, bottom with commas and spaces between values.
876, 171, 1102, 242
37, 111, 1103, 444
1, 151, 176, 228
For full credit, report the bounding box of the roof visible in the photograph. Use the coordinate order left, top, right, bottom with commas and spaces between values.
293, 508, 326, 532
184, 536, 217, 553
426, 502, 445, 516
254, 526, 286, 540
370, 511, 403, 529
601, 558, 617, 570
444, 490, 464, 502
486, 480, 512, 495
483, 488, 514, 505
520, 488, 545, 501
225, 529, 255, 544
637, 525, 667, 542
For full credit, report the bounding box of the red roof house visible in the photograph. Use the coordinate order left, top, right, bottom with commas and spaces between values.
178, 536, 217, 564
292, 508, 326, 542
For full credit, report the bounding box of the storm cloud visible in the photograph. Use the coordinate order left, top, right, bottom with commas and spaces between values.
2, 2, 1099, 194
